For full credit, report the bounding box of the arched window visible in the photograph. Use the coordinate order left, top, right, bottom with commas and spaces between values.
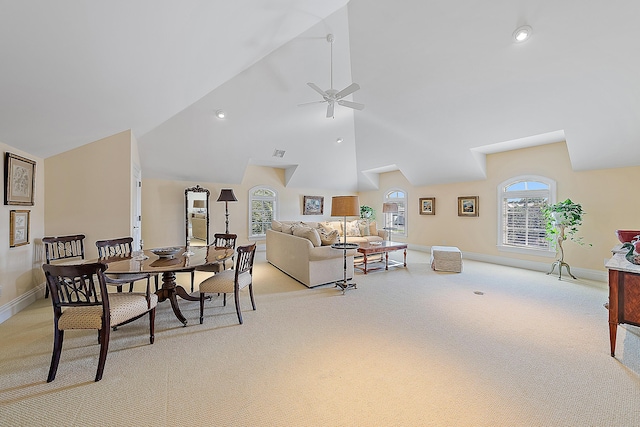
497, 176, 556, 255
384, 188, 407, 238
249, 186, 277, 239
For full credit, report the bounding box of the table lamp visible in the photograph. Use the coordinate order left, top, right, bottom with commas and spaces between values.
217, 189, 238, 234
383, 202, 399, 241
331, 195, 360, 293
193, 199, 205, 213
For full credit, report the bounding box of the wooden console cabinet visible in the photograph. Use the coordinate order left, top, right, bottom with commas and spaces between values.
606, 252, 640, 357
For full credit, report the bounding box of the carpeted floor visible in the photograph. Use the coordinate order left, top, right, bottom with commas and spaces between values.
1, 249, 640, 426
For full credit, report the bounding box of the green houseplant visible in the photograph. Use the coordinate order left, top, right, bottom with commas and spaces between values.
541, 198, 590, 279
360, 205, 376, 220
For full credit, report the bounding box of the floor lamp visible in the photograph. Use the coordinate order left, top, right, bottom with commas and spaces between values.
331, 195, 360, 294
383, 202, 398, 241
217, 189, 237, 234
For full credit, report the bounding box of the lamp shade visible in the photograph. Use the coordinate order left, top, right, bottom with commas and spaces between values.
382, 202, 399, 213
331, 196, 360, 217
217, 189, 237, 202
193, 200, 205, 209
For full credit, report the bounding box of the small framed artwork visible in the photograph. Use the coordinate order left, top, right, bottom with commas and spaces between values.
419, 197, 435, 215
303, 196, 324, 215
10, 210, 30, 247
4, 152, 36, 206
458, 196, 479, 217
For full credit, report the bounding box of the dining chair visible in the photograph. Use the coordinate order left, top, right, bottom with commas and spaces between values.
190, 233, 238, 292
42, 262, 157, 382
96, 237, 159, 292
198, 242, 256, 324
42, 234, 86, 298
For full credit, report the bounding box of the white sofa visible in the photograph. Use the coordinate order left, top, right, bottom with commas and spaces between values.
265, 220, 387, 288
266, 229, 356, 288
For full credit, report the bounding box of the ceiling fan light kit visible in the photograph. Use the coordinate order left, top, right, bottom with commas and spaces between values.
300, 33, 364, 118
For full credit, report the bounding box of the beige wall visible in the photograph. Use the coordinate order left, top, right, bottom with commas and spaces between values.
0, 143, 45, 315
141, 165, 357, 249
44, 130, 135, 259
360, 142, 640, 274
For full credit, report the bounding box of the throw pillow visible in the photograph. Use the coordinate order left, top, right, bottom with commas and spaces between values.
358, 220, 371, 236
369, 220, 378, 236
345, 220, 361, 237
319, 221, 341, 235
292, 226, 321, 247
271, 220, 283, 232
281, 223, 295, 234
318, 229, 339, 246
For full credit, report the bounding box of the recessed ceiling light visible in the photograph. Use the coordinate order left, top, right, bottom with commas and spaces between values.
215, 110, 226, 119
336, 138, 343, 144
513, 25, 532, 43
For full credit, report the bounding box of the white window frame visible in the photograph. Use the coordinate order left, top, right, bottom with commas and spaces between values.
384, 188, 407, 238
497, 175, 556, 257
248, 186, 277, 239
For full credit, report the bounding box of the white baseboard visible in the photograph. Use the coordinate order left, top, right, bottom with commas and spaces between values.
407, 244, 607, 283
0, 283, 45, 324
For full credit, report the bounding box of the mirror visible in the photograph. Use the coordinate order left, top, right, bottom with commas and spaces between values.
185, 185, 210, 246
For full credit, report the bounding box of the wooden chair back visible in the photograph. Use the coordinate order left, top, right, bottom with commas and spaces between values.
213, 233, 237, 249
235, 243, 256, 276
43, 234, 86, 264
42, 234, 86, 298
96, 237, 135, 258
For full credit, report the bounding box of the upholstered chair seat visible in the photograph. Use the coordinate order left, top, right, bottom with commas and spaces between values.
198, 243, 256, 325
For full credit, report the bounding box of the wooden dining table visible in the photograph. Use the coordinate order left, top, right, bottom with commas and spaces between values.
99, 245, 234, 326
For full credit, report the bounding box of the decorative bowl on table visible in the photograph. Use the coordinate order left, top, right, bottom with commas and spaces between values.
150, 247, 182, 258
615, 230, 640, 243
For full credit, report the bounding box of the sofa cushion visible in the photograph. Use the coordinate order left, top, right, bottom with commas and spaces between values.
271, 220, 283, 232
293, 225, 321, 247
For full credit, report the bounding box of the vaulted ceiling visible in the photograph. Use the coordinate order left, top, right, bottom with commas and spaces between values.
2, 0, 639, 191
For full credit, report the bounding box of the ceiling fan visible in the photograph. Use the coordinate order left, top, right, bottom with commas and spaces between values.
299, 34, 364, 118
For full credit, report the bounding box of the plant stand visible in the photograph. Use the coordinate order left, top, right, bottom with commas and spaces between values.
546, 224, 577, 280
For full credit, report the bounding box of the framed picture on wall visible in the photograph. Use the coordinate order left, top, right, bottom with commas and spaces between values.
303, 196, 324, 215
4, 152, 36, 206
419, 197, 435, 215
10, 210, 30, 247
458, 196, 479, 217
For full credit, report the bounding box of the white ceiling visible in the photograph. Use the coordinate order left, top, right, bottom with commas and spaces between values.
2, 0, 640, 191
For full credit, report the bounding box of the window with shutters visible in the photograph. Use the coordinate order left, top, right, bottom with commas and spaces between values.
249, 186, 277, 239
497, 176, 556, 256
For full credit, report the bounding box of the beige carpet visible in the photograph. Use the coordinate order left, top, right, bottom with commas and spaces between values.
1, 250, 640, 426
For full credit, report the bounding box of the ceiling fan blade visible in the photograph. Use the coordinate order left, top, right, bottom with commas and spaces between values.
307, 82, 327, 97
338, 100, 365, 110
335, 83, 360, 99
298, 100, 326, 107
326, 102, 335, 118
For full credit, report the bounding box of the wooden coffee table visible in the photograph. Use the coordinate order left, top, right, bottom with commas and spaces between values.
355, 241, 407, 274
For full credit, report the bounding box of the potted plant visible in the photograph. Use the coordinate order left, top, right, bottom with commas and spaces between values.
541, 198, 590, 279
360, 205, 376, 220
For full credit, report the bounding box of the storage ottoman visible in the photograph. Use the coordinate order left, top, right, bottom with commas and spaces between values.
430, 246, 462, 272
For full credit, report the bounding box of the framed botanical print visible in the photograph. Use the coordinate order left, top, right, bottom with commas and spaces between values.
419, 197, 435, 215
303, 195, 324, 215
10, 210, 30, 247
4, 152, 36, 206
458, 196, 479, 217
